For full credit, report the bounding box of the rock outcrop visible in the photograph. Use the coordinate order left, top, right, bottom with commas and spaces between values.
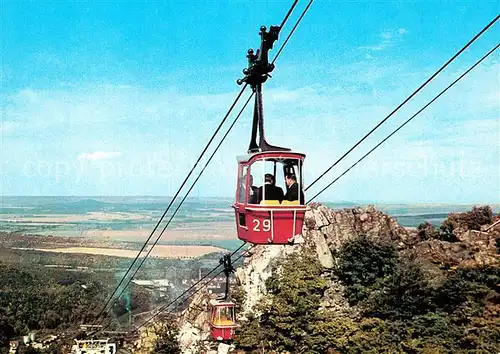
408, 228, 499, 267
307, 204, 417, 250
177, 291, 212, 353
236, 203, 416, 317
175, 203, 498, 353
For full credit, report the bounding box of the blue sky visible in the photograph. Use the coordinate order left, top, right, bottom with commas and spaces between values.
1, 0, 499, 203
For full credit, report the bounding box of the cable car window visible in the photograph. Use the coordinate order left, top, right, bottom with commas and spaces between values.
214, 306, 234, 325
283, 159, 305, 204
248, 160, 264, 204
274, 162, 286, 196
260, 159, 285, 204
237, 166, 249, 203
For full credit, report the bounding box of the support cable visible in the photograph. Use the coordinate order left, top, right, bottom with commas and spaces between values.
97, 92, 254, 323
91, 0, 312, 332
307, 42, 499, 203
97, 242, 250, 335
92, 83, 248, 324
272, 0, 314, 65
305, 14, 499, 192
134, 269, 225, 332
279, 0, 299, 30
133, 245, 253, 332
117, 0, 316, 333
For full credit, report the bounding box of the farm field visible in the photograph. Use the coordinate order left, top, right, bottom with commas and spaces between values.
23, 244, 227, 259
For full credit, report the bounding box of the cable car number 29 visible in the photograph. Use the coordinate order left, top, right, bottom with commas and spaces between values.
253, 219, 271, 232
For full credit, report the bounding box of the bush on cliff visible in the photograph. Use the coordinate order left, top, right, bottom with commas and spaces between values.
336, 237, 500, 353
235, 249, 328, 353
333, 235, 398, 305
440, 205, 493, 240
417, 221, 439, 241
417, 206, 495, 243
151, 318, 181, 354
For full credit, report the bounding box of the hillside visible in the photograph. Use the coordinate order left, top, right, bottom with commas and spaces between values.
167, 204, 499, 354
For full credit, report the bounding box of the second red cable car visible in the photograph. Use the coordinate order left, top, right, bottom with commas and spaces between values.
208, 254, 237, 341
208, 300, 237, 341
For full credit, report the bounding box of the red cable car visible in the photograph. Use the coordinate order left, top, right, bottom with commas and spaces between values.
208, 300, 237, 341
233, 151, 306, 244
208, 254, 237, 341
232, 25, 306, 245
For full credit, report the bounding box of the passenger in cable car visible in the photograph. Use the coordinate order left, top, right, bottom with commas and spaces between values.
256, 173, 284, 204
239, 173, 259, 204
284, 173, 305, 204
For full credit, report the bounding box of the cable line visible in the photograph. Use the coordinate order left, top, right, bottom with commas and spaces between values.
279, 0, 299, 30
90, 0, 313, 334
135, 268, 226, 331
272, 0, 314, 65
134, 268, 226, 332
93, 264, 224, 336
94, 0, 314, 325
307, 42, 499, 203
97, 242, 250, 335
133, 245, 252, 332
305, 14, 499, 192
92, 83, 249, 324
105, 0, 316, 332
96, 92, 255, 322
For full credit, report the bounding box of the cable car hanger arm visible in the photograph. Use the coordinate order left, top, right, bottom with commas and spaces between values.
237, 25, 291, 154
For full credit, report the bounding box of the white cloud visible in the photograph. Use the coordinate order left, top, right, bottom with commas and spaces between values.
1, 54, 497, 201
0, 122, 17, 133
77, 151, 121, 161
381, 31, 393, 40
358, 28, 408, 51
357, 44, 389, 51
4, 84, 241, 131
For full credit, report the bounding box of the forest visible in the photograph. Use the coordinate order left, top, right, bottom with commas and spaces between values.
0, 238, 226, 352
0, 263, 154, 348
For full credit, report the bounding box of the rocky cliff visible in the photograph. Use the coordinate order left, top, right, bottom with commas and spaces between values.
237, 204, 498, 317
236, 204, 419, 318
175, 204, 499, 353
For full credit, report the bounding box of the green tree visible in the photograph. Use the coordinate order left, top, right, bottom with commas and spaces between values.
151, 318, 181, 354
334, 235, 398, 304
362, 260, 435, 319
0, 262, 140, 336
233, 313, 267, 353
235, 249, 328, 353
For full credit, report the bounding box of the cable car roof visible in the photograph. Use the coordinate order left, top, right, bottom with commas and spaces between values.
209, 299, 236, 307
236, 151, 305, 164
